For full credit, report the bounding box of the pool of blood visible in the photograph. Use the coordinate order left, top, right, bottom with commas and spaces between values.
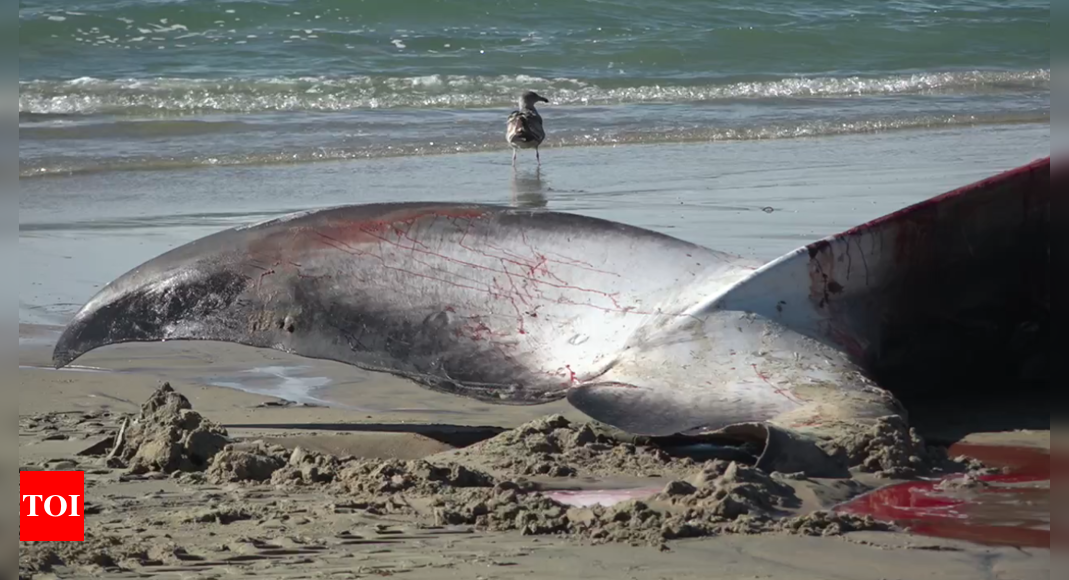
834, 443, 1052, 549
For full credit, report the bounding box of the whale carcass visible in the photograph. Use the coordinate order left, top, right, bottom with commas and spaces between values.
52, 157, 1050, 476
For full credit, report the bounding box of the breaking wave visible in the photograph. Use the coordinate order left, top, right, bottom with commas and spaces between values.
19, 70, 1050, 117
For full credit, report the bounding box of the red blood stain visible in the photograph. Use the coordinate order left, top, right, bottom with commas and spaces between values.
468, 321, 493, 341
565, 365, 578, 384
799, 157, 1048, 356
835, 444, 1050, 549
327, 213, 630, 320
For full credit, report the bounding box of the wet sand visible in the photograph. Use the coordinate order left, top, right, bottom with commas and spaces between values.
17, 337, 1051, 579
18, 127, 1051, 578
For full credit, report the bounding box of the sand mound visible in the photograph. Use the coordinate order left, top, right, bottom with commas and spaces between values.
935, 473, 991, 491
822, 416, 987, 479
185, 422, 886, 546
334, 458, 496, 495
111, 384, 230, 474
207, 442, 288, 483
674, 461, 800, 516
777, 511, 891, 537
210, 434, 885, 547
207, 442, 497, 491
433, 414, 698, 479
53, 389, 911, 552
430, 459, 888, 547
552, 461, 887, 545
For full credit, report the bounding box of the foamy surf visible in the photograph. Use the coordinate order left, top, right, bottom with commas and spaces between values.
19, 70, 1050, 116
17, 110, 1051, 179
20, 0, 1048, 181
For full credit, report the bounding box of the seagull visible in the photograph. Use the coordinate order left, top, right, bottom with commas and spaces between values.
506, 91, 550, 166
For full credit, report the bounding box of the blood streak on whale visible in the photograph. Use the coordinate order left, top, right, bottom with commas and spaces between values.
307, 209, 627, 320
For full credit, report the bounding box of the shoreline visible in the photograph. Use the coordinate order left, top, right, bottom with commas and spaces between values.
19, 117, 1052, 181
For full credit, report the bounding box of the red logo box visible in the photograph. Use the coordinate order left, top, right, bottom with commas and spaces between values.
20, 471, 85, 542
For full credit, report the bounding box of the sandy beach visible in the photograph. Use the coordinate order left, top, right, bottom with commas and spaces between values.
19, 123, 1051, 578
17, 337, 1051, 579
20, 0, 1052, 573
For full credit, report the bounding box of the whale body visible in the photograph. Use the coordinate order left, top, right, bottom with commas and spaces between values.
52, 157, 1050, 475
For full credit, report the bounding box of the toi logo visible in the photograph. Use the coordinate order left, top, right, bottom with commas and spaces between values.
20, 471, 85, 542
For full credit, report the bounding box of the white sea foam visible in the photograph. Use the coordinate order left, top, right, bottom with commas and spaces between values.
17, 70, 1050, 116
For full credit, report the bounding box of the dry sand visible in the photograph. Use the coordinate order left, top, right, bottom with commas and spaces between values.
18, 340, 1050, 579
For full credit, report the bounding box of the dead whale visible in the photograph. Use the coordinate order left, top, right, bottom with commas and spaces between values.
52, 157, 1050, 476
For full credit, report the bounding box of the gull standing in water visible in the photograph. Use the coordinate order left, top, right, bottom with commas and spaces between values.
506, 91, 550, 166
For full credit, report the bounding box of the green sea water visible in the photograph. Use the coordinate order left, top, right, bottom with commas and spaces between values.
19, 0, 1050, 177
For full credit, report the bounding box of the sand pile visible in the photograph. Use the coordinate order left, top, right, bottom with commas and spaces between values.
192, 417, 888, 547
83, 386, 898, 550
205, 441, 495, 491
822, 416, 989, 479
433, 414, 699, 479
935, 473, 991, 491
428, 459, 888, 546
110, 383, 230, 474
207, 442, 288, 483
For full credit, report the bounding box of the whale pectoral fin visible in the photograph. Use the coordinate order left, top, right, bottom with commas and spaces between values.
566, 383, 711, 438
568, 384, 851, 478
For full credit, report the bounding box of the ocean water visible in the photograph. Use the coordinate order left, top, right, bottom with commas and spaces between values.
19, 0, 1050, 178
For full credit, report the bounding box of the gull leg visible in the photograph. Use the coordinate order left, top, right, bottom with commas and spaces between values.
512, 149, 517, 166
536, 147, 541, 166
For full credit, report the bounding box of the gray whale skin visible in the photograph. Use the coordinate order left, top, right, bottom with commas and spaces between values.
53, 158, 1050, 476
